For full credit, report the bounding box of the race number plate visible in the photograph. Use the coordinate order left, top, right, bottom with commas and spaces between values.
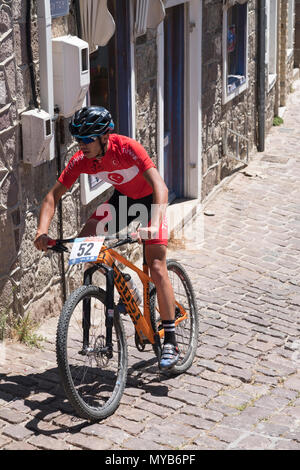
69, 237, 105, 265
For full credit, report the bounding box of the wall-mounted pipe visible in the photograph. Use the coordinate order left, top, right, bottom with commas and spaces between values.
257, 0, 266, 152
74, 0, 82, 38
26, 0, 38, 109
37, 0, 55, 160
37, 2, 66, 301
54, 109, 67, 303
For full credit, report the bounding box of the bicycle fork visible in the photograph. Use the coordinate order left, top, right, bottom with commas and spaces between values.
81, 264, 115, 359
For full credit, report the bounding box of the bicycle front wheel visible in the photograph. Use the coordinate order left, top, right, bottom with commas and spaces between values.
151, 259, 199, 374
56, 285, 128, 421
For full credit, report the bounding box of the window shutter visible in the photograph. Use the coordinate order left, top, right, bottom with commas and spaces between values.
135, 0, 165, 37
79, 0, 115, 53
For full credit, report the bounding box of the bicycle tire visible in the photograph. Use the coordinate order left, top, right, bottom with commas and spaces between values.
151, 259, 199, 374
56, 285, 128, 421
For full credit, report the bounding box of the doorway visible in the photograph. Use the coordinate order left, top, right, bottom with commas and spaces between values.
164, 4, 185, 200
88, 0, 132, 137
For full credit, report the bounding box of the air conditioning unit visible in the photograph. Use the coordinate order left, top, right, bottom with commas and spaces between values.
52, 35, 90, 118
21, 109, 53, 166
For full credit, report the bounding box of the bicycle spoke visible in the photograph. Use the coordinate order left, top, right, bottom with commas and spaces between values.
150, 260, 199, 374
57, 286, 128, 420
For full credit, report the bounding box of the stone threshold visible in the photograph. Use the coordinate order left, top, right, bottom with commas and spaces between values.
167, 197, 201, 238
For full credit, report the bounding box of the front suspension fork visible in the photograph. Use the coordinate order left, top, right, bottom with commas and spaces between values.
82, 264, 115, 358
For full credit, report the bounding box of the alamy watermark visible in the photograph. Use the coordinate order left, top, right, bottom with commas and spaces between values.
94, 196, 205, 243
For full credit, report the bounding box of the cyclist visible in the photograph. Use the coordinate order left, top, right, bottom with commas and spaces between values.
34, 106, 179, 370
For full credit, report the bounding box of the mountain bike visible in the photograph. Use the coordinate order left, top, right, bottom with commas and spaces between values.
48, 234, 199, 421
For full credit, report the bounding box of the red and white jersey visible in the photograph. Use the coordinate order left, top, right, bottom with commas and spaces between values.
58, 134, 156, 199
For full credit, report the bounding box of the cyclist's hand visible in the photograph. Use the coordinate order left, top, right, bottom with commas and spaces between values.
136, 226, 159, 243
34, 233, 51, 252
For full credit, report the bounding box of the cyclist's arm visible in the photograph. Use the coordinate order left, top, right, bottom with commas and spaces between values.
143, 167, 168, 230
34, 181, 68, 251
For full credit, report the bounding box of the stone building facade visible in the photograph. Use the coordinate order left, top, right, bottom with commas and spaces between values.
202, 0, 297, 198
296, 0, 300, 67
201, 0, 257, 198
0, 0, 297, 332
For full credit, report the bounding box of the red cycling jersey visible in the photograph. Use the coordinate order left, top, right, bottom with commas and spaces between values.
58, 134, 155, 199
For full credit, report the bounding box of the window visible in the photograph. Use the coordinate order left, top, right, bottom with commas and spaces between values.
222, 1, 248, 104
266, 0, 278, 90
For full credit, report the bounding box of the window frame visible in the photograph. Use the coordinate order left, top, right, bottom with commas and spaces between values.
222, 1, 249, 105
287, 0, 295, 59
265, 0, 278, 92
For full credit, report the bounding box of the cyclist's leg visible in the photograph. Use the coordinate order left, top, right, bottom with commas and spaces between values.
145, 243, 179, 369
145, 244, 175, 323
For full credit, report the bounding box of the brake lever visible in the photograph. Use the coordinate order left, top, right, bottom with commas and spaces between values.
48, 240, 69, 253
50, 245, 69, 253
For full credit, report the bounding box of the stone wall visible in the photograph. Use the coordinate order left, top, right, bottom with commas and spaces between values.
135, 29, 158, 166
201, 0, 296, 199
0, 0, 29, 324
0, 1, 112, 329
201, 0, 257, 199
279, 0, 294, 106
265, 0, 296, 130
265, 83, 276, 133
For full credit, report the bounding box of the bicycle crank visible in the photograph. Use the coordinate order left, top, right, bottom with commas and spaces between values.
134, 331, 152, 352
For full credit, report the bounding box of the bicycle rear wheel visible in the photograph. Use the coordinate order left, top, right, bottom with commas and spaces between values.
151, 259, 199, 374
56, 285, 128, 421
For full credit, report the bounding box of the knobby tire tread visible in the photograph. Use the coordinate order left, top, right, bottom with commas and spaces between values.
151, 259, 199, 375
56, 285, 128, 421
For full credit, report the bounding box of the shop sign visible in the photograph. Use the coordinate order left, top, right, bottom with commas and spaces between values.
50, 0, 69, 18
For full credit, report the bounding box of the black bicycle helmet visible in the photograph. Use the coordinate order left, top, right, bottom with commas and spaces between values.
69, 106, 115, 138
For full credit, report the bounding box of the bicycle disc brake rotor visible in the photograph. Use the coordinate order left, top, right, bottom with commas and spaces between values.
93, 335, 109, 367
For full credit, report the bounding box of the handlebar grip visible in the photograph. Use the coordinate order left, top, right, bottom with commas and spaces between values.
130, 232, 138, 240
47, 239, 57, 247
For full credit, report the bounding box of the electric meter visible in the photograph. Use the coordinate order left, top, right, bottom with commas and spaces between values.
52, 35, 90, 117
21, 109, 53, 166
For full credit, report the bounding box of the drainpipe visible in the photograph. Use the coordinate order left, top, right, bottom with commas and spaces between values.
74, 0, 82, 38
26, 0, 38, 109
274, 0, 280, 117
257, 0, 266, 152
54, 109, 67, 303
37, 1, 66, 301
37, 0, 55, 160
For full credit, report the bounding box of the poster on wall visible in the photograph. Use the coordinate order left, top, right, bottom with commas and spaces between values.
228, 25, 236, 53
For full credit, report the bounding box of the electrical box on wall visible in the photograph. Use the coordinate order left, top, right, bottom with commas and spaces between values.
52, 35, 90, 118
21, 109, 53, 167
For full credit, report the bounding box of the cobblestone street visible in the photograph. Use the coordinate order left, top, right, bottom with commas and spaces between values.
1, 80, 300, 451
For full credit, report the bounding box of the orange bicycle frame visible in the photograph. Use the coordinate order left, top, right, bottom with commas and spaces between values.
94, 244, 187, 345
96, 246, 156, 344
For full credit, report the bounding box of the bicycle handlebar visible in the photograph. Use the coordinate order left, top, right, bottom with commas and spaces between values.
47, 234, 139, 253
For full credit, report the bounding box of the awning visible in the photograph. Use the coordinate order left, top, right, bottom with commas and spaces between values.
135, 0, 165, 37
223, 0, 248, 8
79, 0, 115, 53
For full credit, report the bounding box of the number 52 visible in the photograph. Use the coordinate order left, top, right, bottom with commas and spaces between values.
77, 242, 94, 257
